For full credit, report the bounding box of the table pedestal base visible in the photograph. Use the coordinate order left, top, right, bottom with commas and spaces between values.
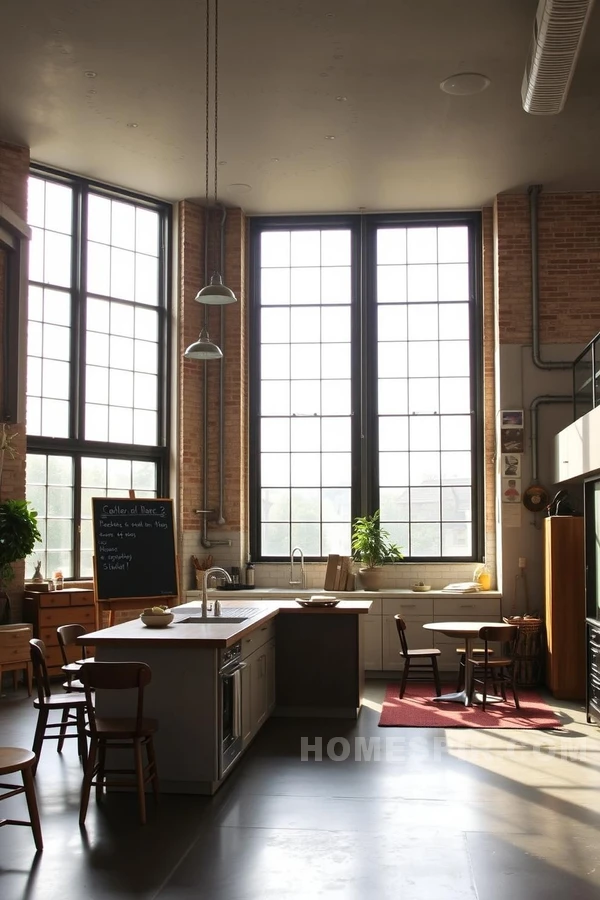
432, 690, 505, 708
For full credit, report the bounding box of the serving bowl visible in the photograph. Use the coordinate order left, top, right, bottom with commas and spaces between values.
140, 612, 174, 628
411, 583, 431, 592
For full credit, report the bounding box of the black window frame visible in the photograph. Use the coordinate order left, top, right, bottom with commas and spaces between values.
249, 211, 484, 563
26, 164, 172, 579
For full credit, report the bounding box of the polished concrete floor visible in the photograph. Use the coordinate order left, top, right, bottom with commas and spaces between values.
1, 678, 599, 899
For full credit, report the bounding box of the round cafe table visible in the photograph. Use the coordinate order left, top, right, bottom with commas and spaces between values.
423, 621, 507, 707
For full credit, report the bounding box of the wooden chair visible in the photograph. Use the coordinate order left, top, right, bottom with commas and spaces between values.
79, 661, 159, 826
0, 747, 43, 850
29, 639, 89, 774
455, 645, 494, 691
395, 615, 442, 698
467, 624, 520, 711
57, 624, 94, 692
0, 624, 33, 696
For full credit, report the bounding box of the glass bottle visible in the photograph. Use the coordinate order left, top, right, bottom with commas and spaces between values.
473, 559, 491, 591
245, 558, 255, 586
53, 570, 64, 591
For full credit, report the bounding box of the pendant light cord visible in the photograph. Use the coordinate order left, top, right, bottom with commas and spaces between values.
213, 0, 219, 209
204, 0, 212, 325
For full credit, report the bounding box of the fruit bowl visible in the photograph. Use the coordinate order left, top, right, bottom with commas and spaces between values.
140, 612, 174, 628
411, 583, 431, 592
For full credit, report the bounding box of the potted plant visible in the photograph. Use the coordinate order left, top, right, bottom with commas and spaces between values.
351, 510, 403, 590
0, 425, 41, 619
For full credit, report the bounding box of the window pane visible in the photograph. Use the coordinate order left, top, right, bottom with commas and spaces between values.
27, 174, 167, 579
255, 218, 478, 561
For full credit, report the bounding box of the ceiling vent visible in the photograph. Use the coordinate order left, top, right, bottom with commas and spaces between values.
522, 0, 596, 114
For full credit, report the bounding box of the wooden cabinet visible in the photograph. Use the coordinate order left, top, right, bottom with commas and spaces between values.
23, 588, 95, 676
266, 638, 276, 715
364, 593, 503, 674
362, 616, 382, 670
544, 516, 586, 699
240, 619, 276, 748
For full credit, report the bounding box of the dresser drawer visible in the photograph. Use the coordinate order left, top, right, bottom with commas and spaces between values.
26, 591, 71, 609
433, 596, 501, 618
39, 606, 95, 627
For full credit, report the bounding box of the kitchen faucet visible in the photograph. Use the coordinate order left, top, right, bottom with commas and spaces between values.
289, 547, 306, 589
201, 566, 232, 617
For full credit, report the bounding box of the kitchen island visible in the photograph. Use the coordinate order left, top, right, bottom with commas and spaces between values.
79, 598, 370, 794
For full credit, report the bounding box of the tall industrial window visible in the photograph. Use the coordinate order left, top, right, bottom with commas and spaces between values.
250, 214, 482, 562
25, 169, 171, 579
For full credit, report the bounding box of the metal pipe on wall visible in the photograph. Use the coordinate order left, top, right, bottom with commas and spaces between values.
529, 395, 571, 484
529, 185, 572, 372
199, 205, 230, 548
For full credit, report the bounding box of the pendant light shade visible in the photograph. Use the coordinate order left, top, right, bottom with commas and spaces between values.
195, 272, 238, 305
184, 324, 223, 360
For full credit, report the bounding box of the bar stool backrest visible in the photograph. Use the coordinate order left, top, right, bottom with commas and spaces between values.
79, 661, 152, 740
29, 638, 52, 701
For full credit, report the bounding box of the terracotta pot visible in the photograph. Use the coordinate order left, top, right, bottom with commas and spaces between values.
358, 566, 383, 591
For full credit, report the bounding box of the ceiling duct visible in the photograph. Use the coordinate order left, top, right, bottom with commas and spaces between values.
521, 0, 596, 115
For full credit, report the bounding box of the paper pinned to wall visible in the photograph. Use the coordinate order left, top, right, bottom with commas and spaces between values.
503, 502, 522, 528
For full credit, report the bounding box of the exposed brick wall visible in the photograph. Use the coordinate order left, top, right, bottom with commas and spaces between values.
496, 191, 600, 344
0, 140, 29, 218
178, 202, 247, 559
0, 140, 30, 615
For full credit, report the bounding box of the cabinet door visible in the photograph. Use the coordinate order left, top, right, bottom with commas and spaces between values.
265, 639, 276, 714
241, 657, 252, 747
362, 616, 382, 671
250, 649, 268, 732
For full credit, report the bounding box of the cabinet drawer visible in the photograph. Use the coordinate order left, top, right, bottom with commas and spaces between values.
27, 592, 71, 609
39, 607, 95, 627
241, 618, 275, 659
72, 593, 95, 606
433, 596, 501, 618
382, 597, 434, 617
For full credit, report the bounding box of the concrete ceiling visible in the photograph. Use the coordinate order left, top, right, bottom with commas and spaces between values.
1, 0, 600, 213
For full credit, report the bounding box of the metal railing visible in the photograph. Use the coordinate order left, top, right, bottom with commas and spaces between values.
573, 331, 600, 421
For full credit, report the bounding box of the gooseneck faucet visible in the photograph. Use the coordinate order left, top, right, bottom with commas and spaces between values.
201, 566, 232, 617
289, 547, 306, 589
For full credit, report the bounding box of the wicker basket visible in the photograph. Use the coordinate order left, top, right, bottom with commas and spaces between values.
504, 616, 545, 686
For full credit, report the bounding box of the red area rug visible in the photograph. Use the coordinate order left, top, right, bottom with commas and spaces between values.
378, 682, 563, 729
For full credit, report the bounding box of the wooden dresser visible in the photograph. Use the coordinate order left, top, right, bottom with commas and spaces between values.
544, 516, 586, 700
23, 588, 95, 676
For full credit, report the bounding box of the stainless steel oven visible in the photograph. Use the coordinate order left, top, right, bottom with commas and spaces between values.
218, 642, 245, 778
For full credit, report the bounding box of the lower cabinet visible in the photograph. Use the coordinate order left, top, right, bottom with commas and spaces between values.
364, 594, 502, 674
241, 637, 276, 748
362, 616, 382, 670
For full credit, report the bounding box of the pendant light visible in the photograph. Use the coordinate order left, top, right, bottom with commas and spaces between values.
184, 323, 223, 360
195, 0, 237, 307
184, 0, 231, 360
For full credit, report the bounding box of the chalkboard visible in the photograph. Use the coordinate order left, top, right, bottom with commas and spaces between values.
92, 498, 178, 601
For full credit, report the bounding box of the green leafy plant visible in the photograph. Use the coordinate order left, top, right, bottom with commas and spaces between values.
351, 510, 403, 568
0, 499, 42, 586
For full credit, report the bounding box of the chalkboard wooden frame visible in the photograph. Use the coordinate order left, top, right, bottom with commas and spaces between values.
92, 497, 179, 604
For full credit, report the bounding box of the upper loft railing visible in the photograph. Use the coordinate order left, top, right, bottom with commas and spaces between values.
573, 331, 600, 421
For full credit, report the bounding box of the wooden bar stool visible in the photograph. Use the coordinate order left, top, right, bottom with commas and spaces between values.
0, 747, 43, 850
79, 661, 159, 826
57, 624, 94, 692
29, 639, 89, 774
